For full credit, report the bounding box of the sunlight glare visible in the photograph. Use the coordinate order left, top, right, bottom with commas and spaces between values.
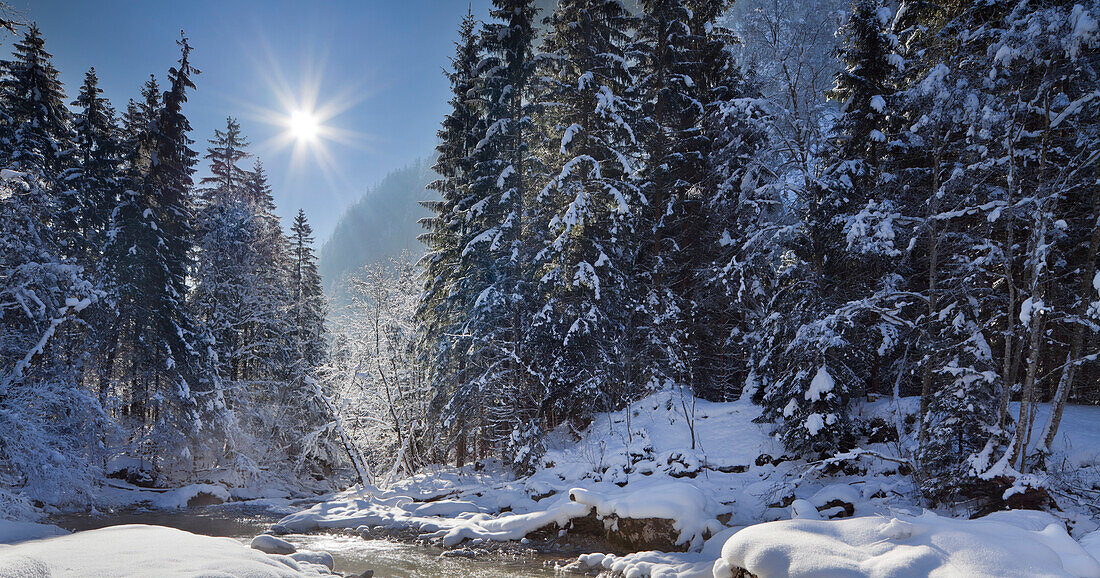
289, 109, 320, 142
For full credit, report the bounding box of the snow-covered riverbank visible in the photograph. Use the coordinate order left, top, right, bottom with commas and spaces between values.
269, 391, 1100, 577
3, 391, 1098, 576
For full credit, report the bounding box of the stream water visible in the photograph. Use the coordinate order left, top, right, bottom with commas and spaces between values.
49, 505, 565, 577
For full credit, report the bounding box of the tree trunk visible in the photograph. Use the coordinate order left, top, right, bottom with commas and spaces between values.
1038, 178, 1100, 451
918, 153, 942, 454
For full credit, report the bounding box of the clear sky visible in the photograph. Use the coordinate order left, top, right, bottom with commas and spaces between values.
18, 0, 490, 240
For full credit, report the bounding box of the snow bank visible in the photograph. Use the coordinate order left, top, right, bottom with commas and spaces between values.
1083, 531, 1100, 567
276, 476, 724, 550
426, 495, 592, 547
570, 482, 723, 549
0, 524, 335, 576
269, 392, 1100, 573
150, 483, 231, 509
568, 527, 740, 578
713, 510, 1100, 578
0, 520, 68, 545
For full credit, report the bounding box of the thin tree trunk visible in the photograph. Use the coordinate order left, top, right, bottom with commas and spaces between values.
1038, 179, 1100, 451
1012, 209, 1049, 473
997, 137, 1019, 428
918, 153, 941, 453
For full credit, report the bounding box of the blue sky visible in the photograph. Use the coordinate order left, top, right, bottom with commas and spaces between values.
20, 0, 490, 240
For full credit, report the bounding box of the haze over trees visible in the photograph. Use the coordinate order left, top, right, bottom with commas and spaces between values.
319, 158, 435, 298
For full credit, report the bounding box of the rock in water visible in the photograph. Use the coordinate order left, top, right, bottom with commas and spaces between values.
249, 534, 296, 555
290, 550, 335, 570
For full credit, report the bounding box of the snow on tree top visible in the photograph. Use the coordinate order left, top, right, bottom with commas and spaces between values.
805, 365, 835, 402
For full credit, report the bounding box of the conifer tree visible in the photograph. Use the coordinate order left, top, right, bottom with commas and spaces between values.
71, 68, 121, 257
289, 209, 327, 374
633, 0, 704, 396
689, 0, 770, 402
193, 117, 255, 384
0, 24, 78, 254
104, 34, 221, 478
530, 0, 643, 429
0, 29, 104, 509
286, 209, 337, 480
417, 12, 485, 464
462, 0, 542, 465
0, 24, 73, 181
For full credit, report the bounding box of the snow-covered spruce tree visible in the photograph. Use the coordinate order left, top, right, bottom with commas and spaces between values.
685, 0, 769, 402
70, 67, 126, 410
530, 0, 644, 430
758, 0, 900, 459
417, 11, 484, 466
285, 208, 342, 482
242, 160, 296, 386
289, 209, 328, 393
191, 119, 305, 482
192, 117, 254, 385
71, 67, 121, 259
632, 0, 705, 399
103, 35, 223, 480
462, 0, 543, 468
0, 29, 104, 511
0, 24, 74, 197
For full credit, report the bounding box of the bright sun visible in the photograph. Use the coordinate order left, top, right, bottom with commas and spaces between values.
288, 109, 320, 141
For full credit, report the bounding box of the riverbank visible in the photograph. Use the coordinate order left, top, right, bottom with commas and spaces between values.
269, 391, 1100, 577
3, 391, 1100, 576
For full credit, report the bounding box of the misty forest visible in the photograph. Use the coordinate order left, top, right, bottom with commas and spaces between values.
1, 0, 1098, 576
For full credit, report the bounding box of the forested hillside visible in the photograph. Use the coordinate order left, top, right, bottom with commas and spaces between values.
318, 158, 435, 297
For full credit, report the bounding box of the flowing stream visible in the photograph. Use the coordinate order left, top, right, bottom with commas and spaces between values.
49, 505, 564, 577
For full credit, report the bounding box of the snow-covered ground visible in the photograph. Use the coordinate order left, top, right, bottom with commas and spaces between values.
713, 510, 1100, 578
271, 391, 1100, 577
0, 524, 336, 577
3, 391, 1095, 576
0, 519, 68, 545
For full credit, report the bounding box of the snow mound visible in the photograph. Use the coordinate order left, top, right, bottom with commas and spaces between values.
150, 483, 231, 509
713, 510, 1100, 578
0, 520, 68, 545
568, 527, 740, 578
0, 524, 335, 576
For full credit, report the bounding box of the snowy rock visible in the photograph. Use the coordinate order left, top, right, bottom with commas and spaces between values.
789, 499, 820, 520
289, 550, 335, 570
569, 482, 723, 551
251, 533, 297, 555
607, 516, 686, 552
151, 483, 231, 509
